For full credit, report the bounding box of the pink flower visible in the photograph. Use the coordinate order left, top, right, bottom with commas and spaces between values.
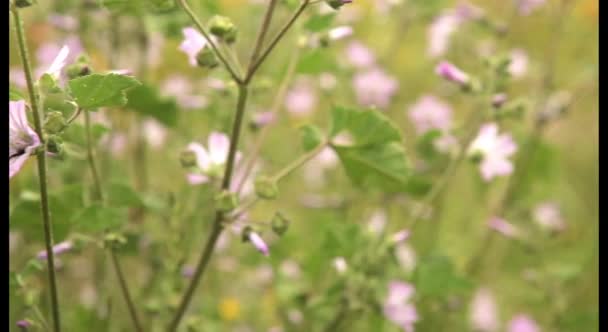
508, 314, 540, 332
488, 217, 519, 238
179, 27, 211, 67
142, 119, 168, 149
248, 231, 269, 256
285, 79, 318, 116
435, 61, 470, 86
280, 260, 301, 279
470, 288, 499, 331
395, 244, 416, 272
391, 230, 411, 244
161, 75, 209, 110
44, 45, 70, 79
353, 67, 399, 109
427, 2, 484, 57
532, 202, 565, 232
186, 132, 240, 185
434, 133, 459, 154
509, 49, 529, 79
37, 241, 73, 260
251, 111, 276, 127
10, 67, 27, 88
408, 95, 453, 135
345, 41, 376, 68
468, 123, 517, 181
367, 209, 387, 235
319, 72, 337, 90
516, 0, 546, 16
10, 100, 40, 179
384, 281, 418, 332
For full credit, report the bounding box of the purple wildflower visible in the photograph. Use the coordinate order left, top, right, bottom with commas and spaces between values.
10, 100, 41, 179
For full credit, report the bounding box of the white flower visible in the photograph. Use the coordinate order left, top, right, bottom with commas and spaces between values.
468, 123, 517, 181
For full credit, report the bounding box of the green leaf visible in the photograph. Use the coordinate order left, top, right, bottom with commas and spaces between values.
106, 182, 143, 207
72, 204, 128, 232
68, 73, 141, 109
334, 143, 410, 192
330, 106, 402, 147
10, 87, 25, 101
300, 124, 325, 151
126, 84, 179, 127
304, 14, 336, 32
415, 255, 473, 297
415, 129, 443, 160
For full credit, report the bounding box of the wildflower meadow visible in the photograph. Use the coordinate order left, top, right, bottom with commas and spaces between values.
9, 0, 598, 331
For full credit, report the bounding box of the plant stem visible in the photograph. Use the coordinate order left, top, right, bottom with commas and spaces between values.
271, 141, 328, 183
176, 0, 243, 83
84, 112, 104, 202
84, 109, 144, 332
235, 50, 300, 195
248, 0, 279, 70
167, 85, 250, 332
11, 7, 62, 332
245, 0, 310, 83
109, 250, 145, 332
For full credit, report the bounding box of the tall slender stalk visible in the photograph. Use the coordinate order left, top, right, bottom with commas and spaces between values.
11, 6, 62, 332
84, 110, 145, 332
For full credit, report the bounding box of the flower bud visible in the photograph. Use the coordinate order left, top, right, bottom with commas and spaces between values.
15, 0, 36, 8
66, 63, 91, 79
208, 15, 238, 43
537, 91, 571, 125
214, 190, 239, 212
103, 233, 127, 249
325, 0, 353, 10
254, 175, 279, 200
46, 135, 64, 156
242, 226, 269, 256
16, 319, 32, 332
179, 150, 198, 168
43, 111, 67, 134
196, 47, 219, 68
271, 212, 290, 236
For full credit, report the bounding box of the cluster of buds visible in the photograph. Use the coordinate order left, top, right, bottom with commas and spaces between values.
208, 15, 238, 44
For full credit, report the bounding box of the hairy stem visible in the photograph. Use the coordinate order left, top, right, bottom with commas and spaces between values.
11, 7, 62, 332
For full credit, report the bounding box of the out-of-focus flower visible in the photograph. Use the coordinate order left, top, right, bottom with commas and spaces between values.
492, 93, 508, 108
288, 309, 304, 325
10, 100, 40, 179
368, 209, 387, 235
532, 202, 566, 232
16, 320, 31, 331
391, 230, 411, 244
182, 265, 195, 278
507, 314, 540, 332
468, 123, 517, 181
49, 14, 79, 31
142, 119, 168, 149
79, 283, 98, 309
319, 72, 337, 90
434, 133, 459, 154
147, 31, 165, 68
254, 264, 274, 285
470, 288, 499, 332
37, 241, 73, 260
185, 132, 239, 185
303, 147, 339, 188
408, 95, 453, 135
395, 243, 416, 273
161, 75, 209, 110
10, 67, 26, 88
509, 49, 529, 79
353, 67, 399, 109
345, 41, 376, 68
179, 27, 211, 67
488, 217, 519, 238
427, 2, 485, 57
436, 61, 470, 87
285, 78, 318, 116
280, 260, 301, 279
251, 111, 276, 128
328, 26, 354, 41
218, 297, 241, 321
516, 0, 546, 16
333, 257, 348, 274
384, 281, 418, 332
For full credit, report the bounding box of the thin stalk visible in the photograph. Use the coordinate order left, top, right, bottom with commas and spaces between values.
11, 7, 62, 332
167, 85, 249, 332
248, 0, 279, 70
176, 0, 242, 83
109, 250, 145, 332
84, 112, 104, 202
84, 110, 144, 332
245, 0, 310, 82
235, 50, 300, 194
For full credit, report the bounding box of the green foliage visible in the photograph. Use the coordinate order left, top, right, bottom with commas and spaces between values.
414, 255, 473, 297
300, 124, 325, 151
125, 84, 179, 127
68, 73, 141, 109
